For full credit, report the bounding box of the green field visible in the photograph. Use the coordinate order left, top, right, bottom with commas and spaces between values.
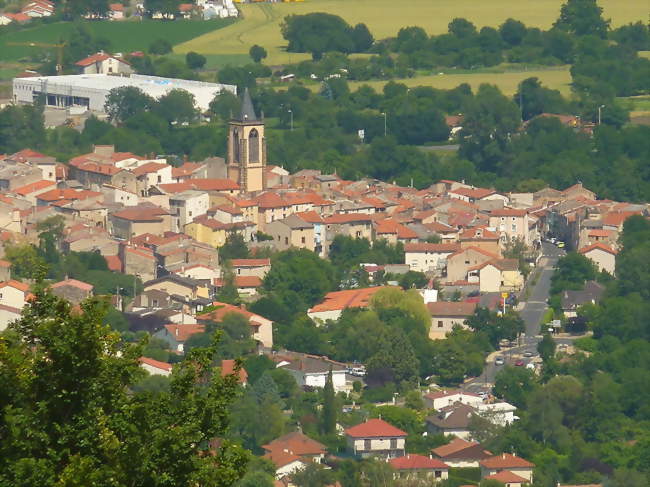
345, 67, 573, 96
177, 0, 647, 65
0, 19, 235, 61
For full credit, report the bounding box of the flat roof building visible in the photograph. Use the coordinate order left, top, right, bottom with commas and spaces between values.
12, 74, 237, 113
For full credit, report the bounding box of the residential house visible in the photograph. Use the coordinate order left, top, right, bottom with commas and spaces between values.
0, 280, 32, 311
75, 52, 133, 75
197, 301, 273, 348
276, 353, 347, 392
267, 214, 315, 252
118, 244, 155, 282
110, 205, 171, 239
153, 323, 205, 353
171, 162, 207, 183
388, 454, 449, 482
12, 180, 57, 204
262, 431, 327, 466
0, 12, 31, 24
0, 303, 22, 332
479, 453, 534, 482
459, 227, 501, 257
139, 357, 172, 376
475, 402, 518, 427
214, 275, 262, 298
345, 419, 407, 459
373, 219, 419, 245
424, 390, 484, 411
483, 470, 529, 487
307, 286, 393, 322
295, 210, 326, 256
220, 359, 248, 385
144, 274, 209, 302
109, 3, 125, 20
207, 204, 244, 224
560, 281, 605, 318
175, 264, 221, 282
431, 438, 492, 468
323, 213, 373, 251
169, 190, 210, 233
427, 301, 477, 339
425, 402, 477, 440
185, 216, 256, 249
489, 208, 530, 245
446, 247, 499, 283
471, 259, 523, 293
22, 0, 55, 17
231, 258, 271, 278
263, 449, 311, 481
404, 243, 460, 275
578, 243, 617, 275
50, 278, 94, 304
0, 161, 46, 190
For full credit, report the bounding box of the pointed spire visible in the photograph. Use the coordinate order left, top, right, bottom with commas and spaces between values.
238, 87, 257, 122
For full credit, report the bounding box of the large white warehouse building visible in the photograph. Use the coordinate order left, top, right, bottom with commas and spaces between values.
12, 74, 237, 113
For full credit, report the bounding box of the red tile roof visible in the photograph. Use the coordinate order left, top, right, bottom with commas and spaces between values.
309, 287, 391, 313
220, 359, 248, 383
431, 438, 476, 457
374, 219, 418, 239
262, 431, 326, 457
139, 356, 172, 372
171, 162, 203, 178
104, 255, 122, 272
345, 418, 407, 438
295, 210, 324, 223
389, 454, 448, 470
197, 302, 270, 326
159, 179, 239, 193
76, 53, 130, 67
263, 449, 306, 469
484, 470, 529, 483
13, 180, 57, 196
578, 242, 618, 256
214, 276, 262, 288
587, 229, 612, 238
480, 453, 534, 469
450, 187, 495, 200
37, 189, 101, 202
0, 259, 11, 268
163, 323, 205, 342
112, 206, 169, 222
109, 3, 124, 11
0, 280, 30, 292
323, 213, 373, 224
132, 162, 167, 177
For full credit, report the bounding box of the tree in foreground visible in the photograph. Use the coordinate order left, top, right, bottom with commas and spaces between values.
0, 286, 248, 486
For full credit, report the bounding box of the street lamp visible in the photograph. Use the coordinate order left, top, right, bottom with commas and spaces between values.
381, 112, 387, 136
598, 105, 605, 125
288, 109, 293, 131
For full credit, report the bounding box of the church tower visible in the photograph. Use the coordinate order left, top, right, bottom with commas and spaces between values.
227, 88, 266, 193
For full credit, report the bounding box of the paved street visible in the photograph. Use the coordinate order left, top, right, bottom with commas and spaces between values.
463, 242, 564, 393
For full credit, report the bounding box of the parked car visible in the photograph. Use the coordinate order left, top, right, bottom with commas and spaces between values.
514, 359, 525, 367
495, 356, 505, 366
557, 241, 565, 248
523, 351, 534, 358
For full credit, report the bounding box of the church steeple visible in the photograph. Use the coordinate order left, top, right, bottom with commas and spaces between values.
236, 88, 258, 122
226, 88, 266, 193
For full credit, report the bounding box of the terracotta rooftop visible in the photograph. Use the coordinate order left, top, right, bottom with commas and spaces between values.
132, 161, 167, 177
220, 359, 248, 383
162, 323, 205, 342
578, 242, 618, 255
159, 179, 239, 193
197, 301, 270, 326
449, 187, 495, 200
389, 454, 448, 470
263, 448, 306, 469
139, 356, 172, 372
112, 206, 169, 222
76, 52, 129, 67
479, 453, 534, 469
309, 286, 391, 313
345, 418, 407, 438
0, 280, 30, 292
0, 259, 11, 268
432, 438, 476, 457
214, 275, 262, 288
490, 208, 528, 217
484, 470, 529, 483
13, 179, 56, 196
262, 431, 327, 457
323, 213, 374, 224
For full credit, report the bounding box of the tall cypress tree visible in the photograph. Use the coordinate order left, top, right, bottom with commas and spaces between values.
320, 368, 336, 435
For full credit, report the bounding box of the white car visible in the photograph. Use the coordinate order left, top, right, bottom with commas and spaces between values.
495, 356, 505, 366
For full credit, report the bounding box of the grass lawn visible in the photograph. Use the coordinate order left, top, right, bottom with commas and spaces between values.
177, 0, 647, 65
0, 18, 235, 62
289, 66, 572, 96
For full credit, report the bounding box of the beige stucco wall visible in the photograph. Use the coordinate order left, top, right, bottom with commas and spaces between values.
584, 248, 616, 275
447, 248, 494, 282
489, 214, 530, 244
429, 316, 469, 340
405, 250, 454, 273
479, 265, 502, 293
0, 287, 26, 310
267, 221, 315, 252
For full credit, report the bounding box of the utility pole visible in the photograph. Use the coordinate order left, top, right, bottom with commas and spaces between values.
598, 104, 605, 125
288, 109, 293, 131
381, 112, 387, 136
